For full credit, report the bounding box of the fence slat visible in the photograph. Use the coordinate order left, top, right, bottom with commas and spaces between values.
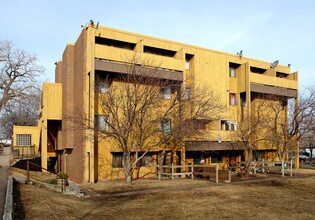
215, 163, 219, 183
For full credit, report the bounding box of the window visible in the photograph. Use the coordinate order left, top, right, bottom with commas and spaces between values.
211, 152, 223, 163
229, 67, 236, 77
137, 152, 154, 167
240, 92, 246, 106
95, 36, 136, 50
229, 93, 236, 106
16, 134, 32, 146
185, 88, 190, 99
160, 87, 172, 99
276, 72, 288, 78
144, 46, 176, 57
221, 120, 237, 131
281, 99, 287, 110
95, 75, 110, 93
96, 81, 110, 93
229, 62, 240, 78
185, 54, 194, 70
250, 66, 266, 74
185, 60, 190, 70
112, 152, 123, 168
95, 115, 110, 132
160, 118, 171, 133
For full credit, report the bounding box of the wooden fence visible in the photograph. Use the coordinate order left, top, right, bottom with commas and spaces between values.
12, 145, 36, 159
157, 160, 293, 183
156, 163, 231, 183
229, 160, 293, 177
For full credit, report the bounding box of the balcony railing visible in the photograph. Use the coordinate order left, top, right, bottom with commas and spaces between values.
13, 145, 37, 159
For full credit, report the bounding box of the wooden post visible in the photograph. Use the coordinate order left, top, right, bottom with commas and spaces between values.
171, 163, 174, 180
228, 170, 231, 183
254, 161, 256, 175
157, 165, 161, 180
191, 161, 194, 179
290, 159, 293, 177
215, 163, 219, 183
27, 161, 30, 183
262, 159, 265, 173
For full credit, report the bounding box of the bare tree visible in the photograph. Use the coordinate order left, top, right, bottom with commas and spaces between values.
0, 88, 40, 138
261, 88, 315, 176
232, 102, 265, 179
299, 86, 315, 162
156, 84, 224, 178
80, 57, 175, 184
0, 40, 44, 111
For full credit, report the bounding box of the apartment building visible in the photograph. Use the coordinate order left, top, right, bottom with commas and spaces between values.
13, 23, 299, 182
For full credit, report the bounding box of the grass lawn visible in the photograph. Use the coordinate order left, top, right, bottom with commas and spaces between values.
14, 170, 315, 220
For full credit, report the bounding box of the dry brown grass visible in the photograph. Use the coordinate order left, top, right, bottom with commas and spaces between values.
15, 172, 315, 220
9, 167, 57, 182
83, 178, 208, 194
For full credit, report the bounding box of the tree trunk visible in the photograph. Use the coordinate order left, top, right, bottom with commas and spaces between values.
281, 158, 285, 178
157, 146, 167, 180
123, 151, 132, 185
243, 148, 252, 179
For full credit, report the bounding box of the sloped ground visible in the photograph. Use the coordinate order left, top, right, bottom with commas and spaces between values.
14, 170, 315, 220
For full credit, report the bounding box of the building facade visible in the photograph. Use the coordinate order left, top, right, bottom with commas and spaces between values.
13, 23, 299, 182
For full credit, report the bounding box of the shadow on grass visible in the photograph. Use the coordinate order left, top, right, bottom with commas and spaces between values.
14, 182, 26, 220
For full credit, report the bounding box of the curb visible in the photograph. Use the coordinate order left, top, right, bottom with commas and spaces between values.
3, 176, 14, 220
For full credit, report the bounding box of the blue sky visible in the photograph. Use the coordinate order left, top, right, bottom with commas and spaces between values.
1, 0, 314, 88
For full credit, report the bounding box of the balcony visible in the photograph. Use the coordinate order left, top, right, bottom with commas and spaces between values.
250, 73, 298, 90
94, 44, 184, 72
95, 59, 183, 82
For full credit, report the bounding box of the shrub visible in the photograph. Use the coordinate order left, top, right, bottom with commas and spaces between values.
57, 172, 68, 179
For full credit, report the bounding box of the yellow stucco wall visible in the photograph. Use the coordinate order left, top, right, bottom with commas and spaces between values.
40, 82, 62, 120
13, 126, 40, 156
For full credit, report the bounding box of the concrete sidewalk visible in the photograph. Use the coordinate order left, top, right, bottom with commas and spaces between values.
0, 147, 11, 218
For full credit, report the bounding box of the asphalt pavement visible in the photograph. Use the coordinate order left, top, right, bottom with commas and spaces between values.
0, 147, 11, 218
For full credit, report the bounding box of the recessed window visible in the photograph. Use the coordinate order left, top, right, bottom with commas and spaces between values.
221, 121, 237, 131
250, 66, 266, 74
185, 88, 191, 99
229, 63, 240, 78
160, 118, 171, 133
95, 74, 111, 93
229, 93, 236, 106
160, 87, 172, 99
211, 152, 223, 163
240, 92, 246, 106
16, 134, 32, 146
95, 115, 110, 132
185, 54, 194, 70
229, 67, 236, 77
137, 152, 155, 167
276, 72, 288, 78
95, 37, 136, 50
144, 46, 176, 57
96, 81, 110, 93
112, 152, 123, 168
